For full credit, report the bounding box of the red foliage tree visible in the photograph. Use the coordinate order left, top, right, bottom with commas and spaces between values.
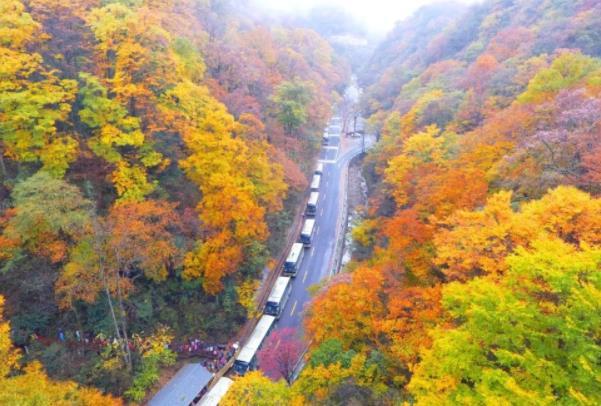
258, 328, 304, 384
464, 53, 499, 97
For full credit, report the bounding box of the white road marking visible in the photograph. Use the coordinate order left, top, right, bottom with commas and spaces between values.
323, 146, 339, 150
290, 300, 298, 316
315, 225, 320, 236
323, 192, 327, 200
303, 269, 309, 283
309, 247, 315, 258
319, 207, 324, 216
319, 159, 336, 164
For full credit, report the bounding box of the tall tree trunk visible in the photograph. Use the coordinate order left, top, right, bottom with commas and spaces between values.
0, 153, 7, 181
115, 271, 133, 371
93, 218, 129, 367
102, 274, 126, 362
71, 306, 85, 356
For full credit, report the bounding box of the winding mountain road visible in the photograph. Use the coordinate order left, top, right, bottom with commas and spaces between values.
278, 119, 373, 330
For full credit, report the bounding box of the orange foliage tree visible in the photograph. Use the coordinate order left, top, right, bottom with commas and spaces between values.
305, 266, 385, 350
435, 186, 601, 281
56, 200, 181, 369
162, 81, 287, 294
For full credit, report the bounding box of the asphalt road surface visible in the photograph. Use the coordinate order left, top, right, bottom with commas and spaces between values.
277, 118, 371, 330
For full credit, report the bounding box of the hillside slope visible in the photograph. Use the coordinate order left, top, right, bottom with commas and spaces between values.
0, 0, 345, 401
224, 0, 601, 404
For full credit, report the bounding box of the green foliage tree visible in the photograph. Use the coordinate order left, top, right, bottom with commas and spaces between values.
517, 51, 601, 104
78, 73, 163, 202
0, 295, 122, 405
124, 326, 176, 402
409, 239, 601, 405
308, 339, 357, 368
3, 172, 93, 264
271, 80, 312, 136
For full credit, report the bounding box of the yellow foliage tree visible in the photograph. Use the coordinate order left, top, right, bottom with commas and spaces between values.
221, 371, 299, 406
385, 124, 452, 207
0, 0, 78, 177
163, 81, 287, 294
435, 186, 601, 281
399, 90, 444, 135
236, 278, 261, 317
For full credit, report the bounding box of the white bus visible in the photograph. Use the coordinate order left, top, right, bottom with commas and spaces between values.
310, 174, 321, 191
198, 377, 233, 406
233, 315, 276, 375
300, 218, 316, 246
264, 276, 292, 318
284, 243, 304, 276
306, 191, 319, 217
329, 124, 341, 134
314, 162, 323, 175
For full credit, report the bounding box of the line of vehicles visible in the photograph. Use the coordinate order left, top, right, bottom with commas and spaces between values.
231, 154, 329, 376
198, 377, 233, 406
198, 116, 348, 404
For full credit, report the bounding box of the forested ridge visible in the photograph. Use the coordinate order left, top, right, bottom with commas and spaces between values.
0, 0, 345, 402
223, 0, 601, 404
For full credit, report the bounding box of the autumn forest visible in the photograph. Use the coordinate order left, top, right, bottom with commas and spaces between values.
1, 0, 600, 404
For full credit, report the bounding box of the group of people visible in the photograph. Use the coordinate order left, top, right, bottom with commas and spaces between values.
24, 330, 130, 356
171, 338, 237, 373
28, 329, 236, 373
